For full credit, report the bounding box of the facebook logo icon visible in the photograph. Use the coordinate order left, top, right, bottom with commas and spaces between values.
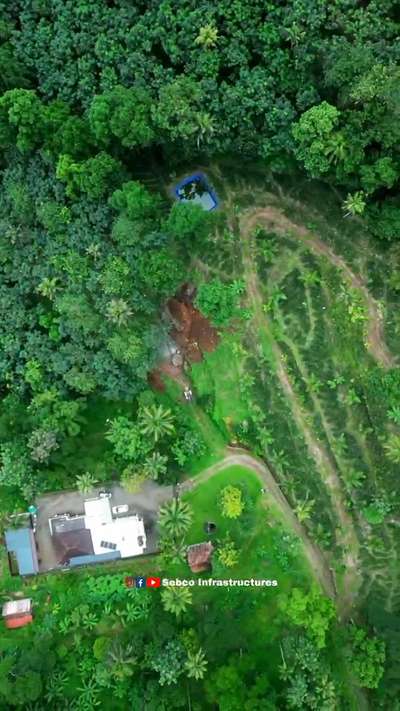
135, 576, 146, 589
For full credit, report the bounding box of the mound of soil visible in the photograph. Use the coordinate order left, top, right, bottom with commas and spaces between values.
149, 284, 219, 390
168, 298, 219, 363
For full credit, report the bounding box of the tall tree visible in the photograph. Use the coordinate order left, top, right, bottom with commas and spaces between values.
89, 85, 155, 148
158, 498, 193, 538
139, 404, 175, 443
161, 586, 193, 617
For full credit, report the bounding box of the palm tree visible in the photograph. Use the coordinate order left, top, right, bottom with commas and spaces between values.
139, 404, 175, 443
37, 276, 59, 300
286, 22, 306, 47
324, 131, 347, 164
185, 648, 208, 680
107, 642, 136, 680
161, 586, 192, 616
344, 468, 366, 490
76, 679, 101, 709
294, 495, 315, 523
76, 471, 97, 494
159, 533, 187, 565
388, 406, 400, 424
44, 671, 69, 703
85, 242, 101, 261
383, 433, 400, 463
158, 498, 193, 538
194, 24, 218, 48
196, 112, 216, 147
342, 191, 366, 218
299, 270, 321, 287
142, 451, 168, 480
106, 298, 133, 326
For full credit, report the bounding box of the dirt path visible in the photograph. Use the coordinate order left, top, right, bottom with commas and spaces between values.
239, 211, 363, 616
241, 207, 395, 369
180, 449, 336, 599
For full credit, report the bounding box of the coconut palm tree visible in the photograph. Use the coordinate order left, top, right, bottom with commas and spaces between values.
194, 24, 219, 48
76, 679, 101, 709
106, 298, 133, 326
294, 495, 315, 523
383, 433, 400, 463
299, 270, 321, 287
388, 406, 400, 424
161, 585, 192, 616
85, 242, 101, 261
342, 191, 366, 218
37, 276, 59, 300
139, 404, 175, 443
196, 112, 216, 147
142, 451, 168, 480
159, 533, 187, 565
344, 468, 366, 490
107, 642, 137, 680
75, 471, 97, 494
158, 498, 193, 538
324, 131, 348, 165
44, 671, 68, 704
185, 648, 208, 680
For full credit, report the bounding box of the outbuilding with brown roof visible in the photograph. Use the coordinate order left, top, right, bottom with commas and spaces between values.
187, 541, 214, 573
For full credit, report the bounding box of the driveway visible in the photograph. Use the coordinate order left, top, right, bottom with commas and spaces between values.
35, 481, 174, 573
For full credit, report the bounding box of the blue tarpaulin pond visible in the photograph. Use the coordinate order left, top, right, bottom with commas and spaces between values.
174, 172, 218, 211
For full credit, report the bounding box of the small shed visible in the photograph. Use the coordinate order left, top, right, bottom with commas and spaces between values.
5, 527, 39, 576
187, 541, 214, 573
2, 599, 33, 629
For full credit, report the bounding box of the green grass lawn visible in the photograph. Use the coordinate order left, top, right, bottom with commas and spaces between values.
175, 464, 315, 679
191, 336, 251, 425
182, 465, 311, 587
156, 462, 315, 669
158, 375, 228, 475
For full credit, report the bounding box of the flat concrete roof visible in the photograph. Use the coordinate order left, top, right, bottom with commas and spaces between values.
84, 497, 112, 525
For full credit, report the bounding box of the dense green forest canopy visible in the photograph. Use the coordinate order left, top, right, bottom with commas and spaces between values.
0, 1, 400, 709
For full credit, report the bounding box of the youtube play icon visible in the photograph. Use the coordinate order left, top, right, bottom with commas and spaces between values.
146, 576, 161, 588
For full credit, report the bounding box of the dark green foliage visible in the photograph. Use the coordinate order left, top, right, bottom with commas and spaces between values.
56, 152, 123, 199
195, 279, 244, 327
89, 85, 154, 148
279, 635, 339, 709
166, 202, 214, 247
366, 198, 400, 241
345, 626, 385, 689
205, 656, 276, 710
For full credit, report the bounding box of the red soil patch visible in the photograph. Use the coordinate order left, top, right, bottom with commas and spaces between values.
149, 286, 219, 389
149, 359, 190, 392
168, 298, 219, 363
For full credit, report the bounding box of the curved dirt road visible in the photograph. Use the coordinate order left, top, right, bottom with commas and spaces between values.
241, 207, 395, 369
180, 449, 336, 601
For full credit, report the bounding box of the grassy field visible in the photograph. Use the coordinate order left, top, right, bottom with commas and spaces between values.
183, 464, 311, 587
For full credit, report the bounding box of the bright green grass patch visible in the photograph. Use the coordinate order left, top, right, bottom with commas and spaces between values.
183, 465, 312, 589
175, 464, 315, 666
191, 336, 250, 425
158, 376, 228, 474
